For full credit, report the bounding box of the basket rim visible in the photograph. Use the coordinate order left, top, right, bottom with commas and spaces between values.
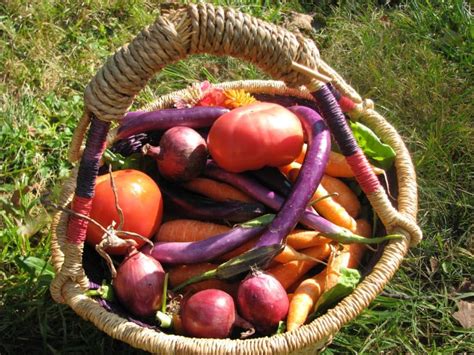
51, 79, 416, 354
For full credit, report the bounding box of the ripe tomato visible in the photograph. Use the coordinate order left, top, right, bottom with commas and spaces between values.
207, 102, 304, 172
86, 169, 163, 255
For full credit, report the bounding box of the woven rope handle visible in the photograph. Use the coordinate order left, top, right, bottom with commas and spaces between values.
68, 3, 324, 162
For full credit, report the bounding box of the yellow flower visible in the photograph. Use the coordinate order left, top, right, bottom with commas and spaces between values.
224, 89, 257, 108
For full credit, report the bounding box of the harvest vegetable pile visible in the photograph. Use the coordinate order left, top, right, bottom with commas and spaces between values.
81, 81, 400, 339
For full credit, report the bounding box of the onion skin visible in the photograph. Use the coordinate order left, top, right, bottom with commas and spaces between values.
237, 271, 289, 334
113, 247, 165, 318
181, 289, 236, 339
148, 126, 208, 182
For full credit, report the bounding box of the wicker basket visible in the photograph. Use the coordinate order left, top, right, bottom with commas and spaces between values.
50, 3, 422, 353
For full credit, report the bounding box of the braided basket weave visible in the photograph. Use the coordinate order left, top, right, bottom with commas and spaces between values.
50, 3, 422, 353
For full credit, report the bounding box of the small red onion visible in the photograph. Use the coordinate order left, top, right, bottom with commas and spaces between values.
237, 270, 289, 334
145, 126, 207, 182
113, 247, 165, 318
181, 289, 236, 338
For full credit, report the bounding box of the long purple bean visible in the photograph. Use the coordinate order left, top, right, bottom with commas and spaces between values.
116, 106, 229, 140
159, 179, 267, 223
150, 226, 265, 264
248, 167, 292, 196
255, 106, 330, 247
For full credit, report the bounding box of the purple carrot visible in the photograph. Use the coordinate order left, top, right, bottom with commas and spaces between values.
150, 226, 265, 264
255, 106, 331, 248
116, 106, 229, 140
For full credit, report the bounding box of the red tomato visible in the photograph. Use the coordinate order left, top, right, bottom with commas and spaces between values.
86, 169, 163, 255
207, 102, 304, 172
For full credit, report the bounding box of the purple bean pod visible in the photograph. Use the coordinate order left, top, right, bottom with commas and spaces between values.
150, 226, 265, 264
116, 106, 229, 140
248, 167, 292, 196
159, 178, 267, 223
255, 106, 331, 247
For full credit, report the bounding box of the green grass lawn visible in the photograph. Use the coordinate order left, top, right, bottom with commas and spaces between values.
1, 0, 473, 353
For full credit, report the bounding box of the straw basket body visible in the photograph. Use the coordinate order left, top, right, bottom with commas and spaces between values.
50, 3, 422, 353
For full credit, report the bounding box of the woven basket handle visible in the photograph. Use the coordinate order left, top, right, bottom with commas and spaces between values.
68, 3, 329, 162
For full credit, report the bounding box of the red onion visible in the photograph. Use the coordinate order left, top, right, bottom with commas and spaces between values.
181, 289, 236, 338
237, 270, 289, 334
144, 126, 207, 182
113, 247, 165, 318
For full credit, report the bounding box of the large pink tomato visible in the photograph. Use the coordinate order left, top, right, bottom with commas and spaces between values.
86, 169, 163, 255
207, 102, 304, 172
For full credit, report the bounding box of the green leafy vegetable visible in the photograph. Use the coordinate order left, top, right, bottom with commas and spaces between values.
349, 121, 396, 169
309, 267, 361, 321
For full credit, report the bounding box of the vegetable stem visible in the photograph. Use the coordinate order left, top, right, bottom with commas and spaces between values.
172, 269, 218, 292
161, 273, 169, 313
172, 244, 283, 292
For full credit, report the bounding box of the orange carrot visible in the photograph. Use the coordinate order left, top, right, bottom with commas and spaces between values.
296, 144, 384, 177
321, 175, 361, 218
155, 219, 231, 243
266, 242, 332, 290
286, 229, 332, 250
281, 162, 357, 232
279, 161, 301, 178
168, 263, 237, 295
182, 177, 256, 203
273, 245, 321, 264
312, 183, 357, 232
286, 219, 372, 331
286, 271, 326, 332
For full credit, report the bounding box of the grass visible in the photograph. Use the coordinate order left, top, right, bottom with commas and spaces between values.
1, 0, 473, 353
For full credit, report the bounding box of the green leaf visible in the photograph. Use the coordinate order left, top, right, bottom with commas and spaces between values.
237, 213, 275, 228
15, 256, 55, 279
275, 321, 286, 334
310, 267, 361, 320
349, 121, 396, 169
